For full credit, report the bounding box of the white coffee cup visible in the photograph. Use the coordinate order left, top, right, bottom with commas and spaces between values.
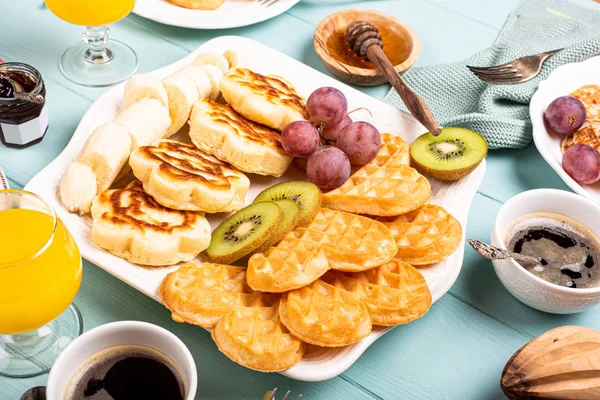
46, 321, 197, 400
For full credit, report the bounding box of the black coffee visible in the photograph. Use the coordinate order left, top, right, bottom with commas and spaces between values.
64, 345, 185, 400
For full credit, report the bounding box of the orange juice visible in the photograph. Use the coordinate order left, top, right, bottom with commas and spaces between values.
44, 0, 135, 26
0, 208, 82, 334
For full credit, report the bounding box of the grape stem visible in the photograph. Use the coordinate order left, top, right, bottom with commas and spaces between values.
316, 122, 336, 146
347, 107, 373, 118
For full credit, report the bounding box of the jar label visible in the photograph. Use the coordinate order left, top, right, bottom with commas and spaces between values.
0, 105, 48, 146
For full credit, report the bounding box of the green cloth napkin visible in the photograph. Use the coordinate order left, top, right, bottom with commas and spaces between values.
383, 0, 600, 149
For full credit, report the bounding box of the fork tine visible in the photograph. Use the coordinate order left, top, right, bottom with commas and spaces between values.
468, 66, 516, 76
467, 65, 513, 74
297, 395, 303, 400
475, 74, 526, 85
471, 70, 521, 80
281, 390, 291, 400
267, 388, 277, 400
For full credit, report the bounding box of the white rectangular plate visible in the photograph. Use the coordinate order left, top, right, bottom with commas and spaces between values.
26, 36, 486, 382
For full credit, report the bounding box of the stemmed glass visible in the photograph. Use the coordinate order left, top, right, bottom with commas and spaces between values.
0, 189, 83, 377
44, 0, 138, 87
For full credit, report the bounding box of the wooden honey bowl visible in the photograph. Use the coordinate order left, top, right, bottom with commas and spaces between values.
314, 9, 420, 87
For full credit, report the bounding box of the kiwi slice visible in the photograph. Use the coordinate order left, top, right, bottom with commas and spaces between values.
253, 181, 322, 226
410, 127, 488, 181
206, 202, 282, 264
254, 199, 300, 254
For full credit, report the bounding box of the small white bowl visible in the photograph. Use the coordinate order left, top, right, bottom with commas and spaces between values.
46, 321, 197, 400
491, 188, 600, 314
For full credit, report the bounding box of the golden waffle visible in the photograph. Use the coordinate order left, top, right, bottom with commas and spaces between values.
279, 280, 372, 347
247, 208, 398, 292
371, 133, 410, 168
323, 164, 431, 216
563, 85, 600, 153
129, 139, 250, 213
384, 204, 462, 265
219, 68, 307, 131
212, 297, 305, 372
189, 99, 292, 177
90, 181, 211, 266
159, 262, 265, 328
322, 260, 432, 326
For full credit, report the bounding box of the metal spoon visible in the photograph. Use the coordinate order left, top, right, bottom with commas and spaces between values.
467, 239, 547, 266
0, 73, 44, 104
20, 386, 46, 400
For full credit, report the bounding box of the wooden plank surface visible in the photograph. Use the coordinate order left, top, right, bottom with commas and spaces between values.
2, 1, 600, 399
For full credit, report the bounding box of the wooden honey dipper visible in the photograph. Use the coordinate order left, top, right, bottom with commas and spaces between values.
346, 21, 442, 136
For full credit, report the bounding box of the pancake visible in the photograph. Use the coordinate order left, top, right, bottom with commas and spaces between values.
90, 181, 211, 266
189, 99, 292, 177
129, 139, 250, 213
219, 68, 307, 131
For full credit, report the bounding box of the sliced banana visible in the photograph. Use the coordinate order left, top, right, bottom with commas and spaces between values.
178, 66, 212, 100
78, 122, 132, 193
223, 49, 250, 70
162, 74, 200, 137
196, 65, 223, 101
192, 52, 229, 74
114, 98, 171, 149
60, 162, 97, 215
123, 74, 169, 109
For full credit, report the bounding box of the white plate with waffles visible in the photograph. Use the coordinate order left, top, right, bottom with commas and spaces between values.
26, 36, 486, 382
531, 55, 600, 204
133, 0, 300, 29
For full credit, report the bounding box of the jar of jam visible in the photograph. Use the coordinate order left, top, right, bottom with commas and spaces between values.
0, 62, 47, 148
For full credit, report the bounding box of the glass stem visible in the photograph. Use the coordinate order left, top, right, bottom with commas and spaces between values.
82, 26, 113, 65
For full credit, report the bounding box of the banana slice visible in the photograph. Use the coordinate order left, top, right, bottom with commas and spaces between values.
178, 66, 212, 100
78, 122, 132, 193
162, 74, 200, 137
114, 98, 171, 149
60, 162, 98, 215
196, 65, 223, 101
123, 74, 169, 110
192, 52, 229, 74
223, 49, 250, 70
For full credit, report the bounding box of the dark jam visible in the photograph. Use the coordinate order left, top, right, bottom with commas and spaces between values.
66, 345, 185, 400
507, 213, 600, 289
0, 62, 47, 148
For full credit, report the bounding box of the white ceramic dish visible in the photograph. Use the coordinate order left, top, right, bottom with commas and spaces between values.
531, 55, 600, 205
47, 321, 197, 400
133, 0, 300, 29
25, 36, 486, 381
491, 189, 600, 314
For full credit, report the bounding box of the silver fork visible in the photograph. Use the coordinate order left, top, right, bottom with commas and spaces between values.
263, 388, 302, 400
257, 0, 279, 7
467, 48, 563, 85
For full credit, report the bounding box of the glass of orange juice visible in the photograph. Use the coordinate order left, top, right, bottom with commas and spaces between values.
44, 0, 138, 87
0, 190, 82, 377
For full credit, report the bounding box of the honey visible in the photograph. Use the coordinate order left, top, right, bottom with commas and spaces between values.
326, 25, 411, 70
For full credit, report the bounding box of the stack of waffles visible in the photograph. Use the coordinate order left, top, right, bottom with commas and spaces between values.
159, 133, 463, 372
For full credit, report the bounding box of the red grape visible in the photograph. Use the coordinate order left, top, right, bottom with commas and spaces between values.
336, 121, 381, 166
544, 96, 586, 135
562, 144, 600, 184
322, 115, 352, 141
306, 87, 348, 126
281, 120, 319, 157
306, 146, 351, 191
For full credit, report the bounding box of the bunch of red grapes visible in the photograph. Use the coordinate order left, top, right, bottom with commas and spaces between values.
281, 87, 381, 190
544, 96, 600, 184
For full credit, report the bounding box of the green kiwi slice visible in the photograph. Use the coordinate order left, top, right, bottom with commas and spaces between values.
410, 127, 488, 181
206, 202, 282, 264
254, 199, 300, 254
253, 181, 322, 226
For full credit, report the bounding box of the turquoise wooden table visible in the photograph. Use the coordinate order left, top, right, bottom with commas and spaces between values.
2, 1, 600, 399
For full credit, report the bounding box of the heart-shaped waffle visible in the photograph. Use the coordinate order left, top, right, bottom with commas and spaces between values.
321, 260, 432, 326
246, 208, 397, 293
322, 164, 431, 216
370, 133, 410, 168
159, 262, 264, 328
384, 204, 462, 265
212, 296, 305, 372
279, 280, 372, 347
